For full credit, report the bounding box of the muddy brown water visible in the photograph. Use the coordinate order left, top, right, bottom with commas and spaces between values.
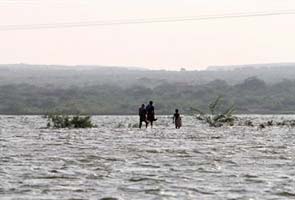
0, 115, 295, 200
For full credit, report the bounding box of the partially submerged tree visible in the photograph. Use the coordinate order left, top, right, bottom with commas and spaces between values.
191, 96, 236, 127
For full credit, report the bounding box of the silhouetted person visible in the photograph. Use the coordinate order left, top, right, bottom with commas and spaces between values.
138, 104, 148, 128
173, 109, 182, 129
146, 101, 156, 128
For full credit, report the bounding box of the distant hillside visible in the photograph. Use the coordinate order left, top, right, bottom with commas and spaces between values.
1, 76, 295, 114
1, 63, 295, 114
1, 63, 295, 89
207, 63, 295, 71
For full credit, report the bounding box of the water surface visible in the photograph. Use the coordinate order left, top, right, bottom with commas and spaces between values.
0, 115, 295, 200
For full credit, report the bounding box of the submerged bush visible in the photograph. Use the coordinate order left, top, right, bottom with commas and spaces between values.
191, 96, 236, 127
46, 114, 96, 128
258, 119, 295, 129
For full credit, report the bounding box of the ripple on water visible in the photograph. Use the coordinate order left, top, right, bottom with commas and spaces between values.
0, 115, 295, 199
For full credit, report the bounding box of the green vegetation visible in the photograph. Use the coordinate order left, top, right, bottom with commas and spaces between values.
192, 96, 236, 127
46, 114, 96, 128
191, 96, 295, 129
1, 76, 295, 114
2, 64, 295, 115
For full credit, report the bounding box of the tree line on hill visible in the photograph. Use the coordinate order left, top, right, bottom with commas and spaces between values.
1, 77, 295, 114
1, 63, 295, 88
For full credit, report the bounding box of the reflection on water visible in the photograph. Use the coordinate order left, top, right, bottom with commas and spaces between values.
0, 115, 295, 200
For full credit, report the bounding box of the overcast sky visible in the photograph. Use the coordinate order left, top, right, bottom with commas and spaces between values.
0, 0, 294, 70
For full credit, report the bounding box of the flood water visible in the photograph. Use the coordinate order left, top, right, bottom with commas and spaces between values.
0, 115, 295, 200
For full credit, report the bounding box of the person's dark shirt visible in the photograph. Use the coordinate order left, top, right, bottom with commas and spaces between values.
139, 107, 147, 117
146, 105, 154, 115
174, 113, 180, 120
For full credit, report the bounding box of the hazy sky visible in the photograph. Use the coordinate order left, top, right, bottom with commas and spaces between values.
0, 0, 295, 70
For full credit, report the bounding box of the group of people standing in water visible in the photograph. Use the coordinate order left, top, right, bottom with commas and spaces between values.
138, 101, 182, 129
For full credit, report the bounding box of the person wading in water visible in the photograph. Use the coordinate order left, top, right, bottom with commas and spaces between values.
138, 104, 148, 129
146, 101, 157, 128
173, 109, 182, 129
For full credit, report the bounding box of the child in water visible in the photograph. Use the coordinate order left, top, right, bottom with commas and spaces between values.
173, 109, 182, 129
138, 104, 148, 129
